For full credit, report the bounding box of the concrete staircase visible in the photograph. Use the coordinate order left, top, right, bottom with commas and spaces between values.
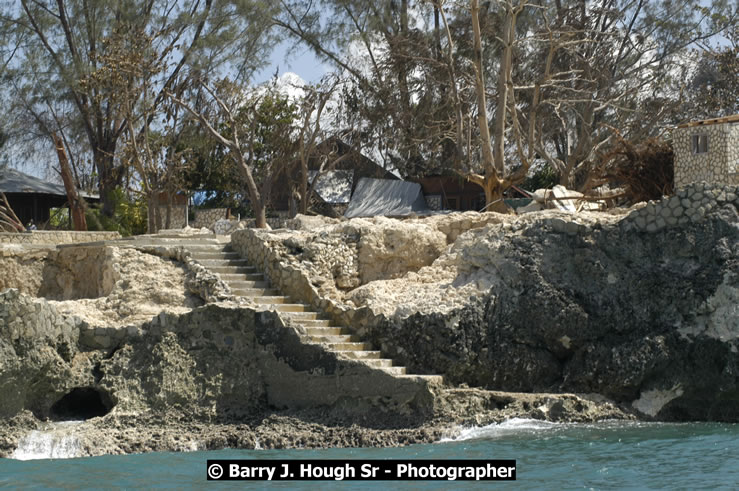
124, 234, 440, 381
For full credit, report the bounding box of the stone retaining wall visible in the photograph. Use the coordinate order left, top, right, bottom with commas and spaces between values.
230, 213, 509, 333
156, 205, 187, 229
0, 289, 81, 348
231, 228, 359, 330
0, 245, 118, 299
620, 182, 738, 233
191, 208, 228, 230
0, 231, 120, 245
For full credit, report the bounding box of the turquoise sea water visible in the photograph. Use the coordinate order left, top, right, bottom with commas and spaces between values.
1, 420, 738, 490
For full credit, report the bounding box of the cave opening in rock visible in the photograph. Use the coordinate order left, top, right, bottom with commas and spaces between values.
50, 387, 113, 421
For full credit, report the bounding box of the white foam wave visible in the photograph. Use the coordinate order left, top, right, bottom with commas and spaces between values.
440, 418, 559, 442
11, 422, 83, 460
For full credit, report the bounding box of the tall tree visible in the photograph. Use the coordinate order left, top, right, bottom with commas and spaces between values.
683, 23, 738, 119
275, 0, 452, 175
3, 0, 276, 217
524, 0, 737, 189
276, 0, 736, 205
169, 80, 299, 228
290, 75, 357, 215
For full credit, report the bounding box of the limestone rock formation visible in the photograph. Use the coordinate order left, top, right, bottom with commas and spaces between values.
0, 289, 94, 420
361, 185, 739, 421
233, 182, 738, 422
1, 182, 737, 459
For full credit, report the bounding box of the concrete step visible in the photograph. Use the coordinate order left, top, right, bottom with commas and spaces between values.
129, 239, 221, 246
231, 283, 271, 293
355, 358, 394, 368
198, 258, 252, 267
303, 327, 351, 336
252, 296, 292, 304
219, 272, 259, 281
317, 342, 374, 351
230, 288, 278, 297
270, 304, 312, 313
377, 366, 407, 375
298, 319, 333, 328
190, 252, 241, 260
396, 374, 445, 384
225, 274, 265, 282
209, 267, 261, 276
282, 311, 322, 321
182, 244, 229, 250
303, 334, 359, 344
129, 241, 224, 250
335, 350, 383, 360
143, 234, 217, 240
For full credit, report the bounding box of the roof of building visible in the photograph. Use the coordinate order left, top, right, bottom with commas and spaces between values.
0, 166, 97, 199
0, 166, 69, 195
677, 114, 739, 128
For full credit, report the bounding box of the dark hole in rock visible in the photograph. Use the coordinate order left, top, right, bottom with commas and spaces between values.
50, 387, 113, 421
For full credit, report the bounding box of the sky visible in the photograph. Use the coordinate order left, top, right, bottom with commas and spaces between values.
253, 41, 330, 85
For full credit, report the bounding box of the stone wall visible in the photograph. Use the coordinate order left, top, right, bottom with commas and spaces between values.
192, 209, 290, 233
730, 123, 739, 178
156, 205, 187, 229
620, 182, 738, 233
0, 246, 50, 296
0, 245, 118, 299
674, 122, 739, 188
0, 231, 120, 245
191, 208, 228, 230
231, 227, 367, 332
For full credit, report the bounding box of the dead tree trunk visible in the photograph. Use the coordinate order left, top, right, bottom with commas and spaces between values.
53, 133, 87, 231
0, 192, 25, 232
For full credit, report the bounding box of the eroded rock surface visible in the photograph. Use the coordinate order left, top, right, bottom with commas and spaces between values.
1, 183, 736, 459
232, 183, 738, 421
50, 248, 203, 328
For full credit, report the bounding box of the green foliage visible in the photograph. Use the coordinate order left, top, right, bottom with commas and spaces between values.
523, 165, 559, 192
235, 91, 299, 172
182, 120, 241, 196
47, 207, 70, 229
85, 188, 147, 236
187, 87, 298, 212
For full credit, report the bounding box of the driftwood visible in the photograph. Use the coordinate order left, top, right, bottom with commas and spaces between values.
0, 192, 25, 232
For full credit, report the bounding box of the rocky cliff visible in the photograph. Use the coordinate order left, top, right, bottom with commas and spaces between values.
235, 183, 738, 421
0, 182, 735, 458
